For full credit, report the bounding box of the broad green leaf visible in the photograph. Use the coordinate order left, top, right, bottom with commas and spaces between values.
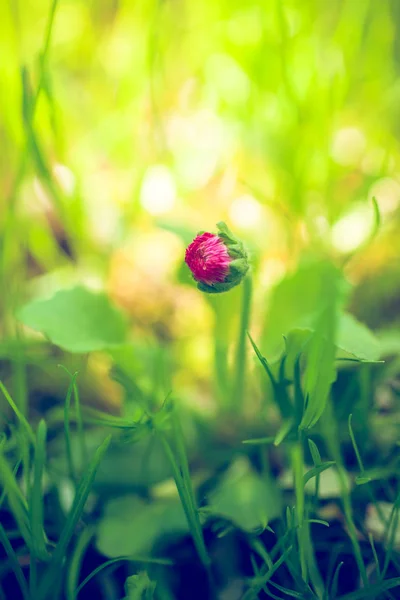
17, 286, 128, 353
300, 264, 341, 429
337, 313, 380, 361
281, 314, 380, 372
96, 496, 189, 557
376, 329, 400, 357
206, 458, 281, 532
300, 308, 337, 430
261, 260, 349, 360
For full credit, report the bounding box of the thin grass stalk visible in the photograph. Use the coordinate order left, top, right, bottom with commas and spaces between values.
233, 273, 252, 410
0, 523, 30, 600
158, 432, 210, 570
321, 400, 368, 588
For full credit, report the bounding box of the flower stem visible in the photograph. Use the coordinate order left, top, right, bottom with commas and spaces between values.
232, 273, 252, 411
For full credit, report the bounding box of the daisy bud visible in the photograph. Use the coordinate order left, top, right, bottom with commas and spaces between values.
185, 222, 249, 293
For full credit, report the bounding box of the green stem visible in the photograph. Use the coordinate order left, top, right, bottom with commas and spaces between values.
232, 273, 252, 411
291, 441, 307, 581
158, 432, 211, 572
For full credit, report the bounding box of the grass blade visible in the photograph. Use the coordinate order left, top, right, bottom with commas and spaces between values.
30, 420, 49, 563
0, 452, 31, 548
75, 556, 173, 597
66, 525, 94, 600
37, 435, 111, 600
0, 523, 30, 600
0, 381, 35, 445
60, 369, 79, 484
232, 274, 252, 410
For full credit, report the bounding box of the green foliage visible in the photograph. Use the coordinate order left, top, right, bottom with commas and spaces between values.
96, 495, 188, 558
1, 0, 400, 598
17, 287, 128, 353
337, 313, 381, 361
206, 458, 281, 532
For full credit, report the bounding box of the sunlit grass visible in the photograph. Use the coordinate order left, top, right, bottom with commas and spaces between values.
2, 0, 400, 598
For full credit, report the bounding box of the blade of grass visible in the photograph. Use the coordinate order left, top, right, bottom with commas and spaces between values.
59, 366, 89, 473
170, 406, 207, 549
349, 413, 388, 531
158, 431, 210, 569
4, 0, 60, 225
303, 462, 336, 486
381, 490, 400, 579
243, 545, 294, 600
37, 435, 111, 600
0, 523, 30, 600
232, 274, 252, 411
30, 420, 48, 558
72, 379, 87, 470
0, 458, 21, 510
0, 381, 35, 445
66, 525, 94, 600
321, 400, 368, 588
75, 555, 173, 597
242, 436, 275, 445
60, 369, 79, 485
0, 451, 31, 548
29, 420, 49, 596
368, 533, 380, 579
338, 577, 400, 600
329, 561, 343, 599
247, 332, 292, 418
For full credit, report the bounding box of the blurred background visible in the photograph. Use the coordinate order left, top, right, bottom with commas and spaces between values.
2, 0, 400, 416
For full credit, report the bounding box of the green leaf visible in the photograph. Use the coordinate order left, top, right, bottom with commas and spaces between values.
206, 458, 281, 532
300, 314, 337, 430
17, 286, 128, 353
261, 260, 348, 361
300, 265, 341, 430
274, 417, 294, 446
96, 496, 189, 558
308, 438, 322, 465
303, 461, 336, 486
337, 313, 380, 361
123, 572, 156, 600
355, 475, 371, 485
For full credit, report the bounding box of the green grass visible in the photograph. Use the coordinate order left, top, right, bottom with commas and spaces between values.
2, 0, 400, 598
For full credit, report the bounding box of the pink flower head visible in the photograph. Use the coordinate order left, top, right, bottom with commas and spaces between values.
185, 232, 231, 285
184, 222, 249, 294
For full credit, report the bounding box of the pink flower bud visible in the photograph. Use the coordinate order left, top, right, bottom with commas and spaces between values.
185, 232, 231, 286
185, 222, 249, 293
